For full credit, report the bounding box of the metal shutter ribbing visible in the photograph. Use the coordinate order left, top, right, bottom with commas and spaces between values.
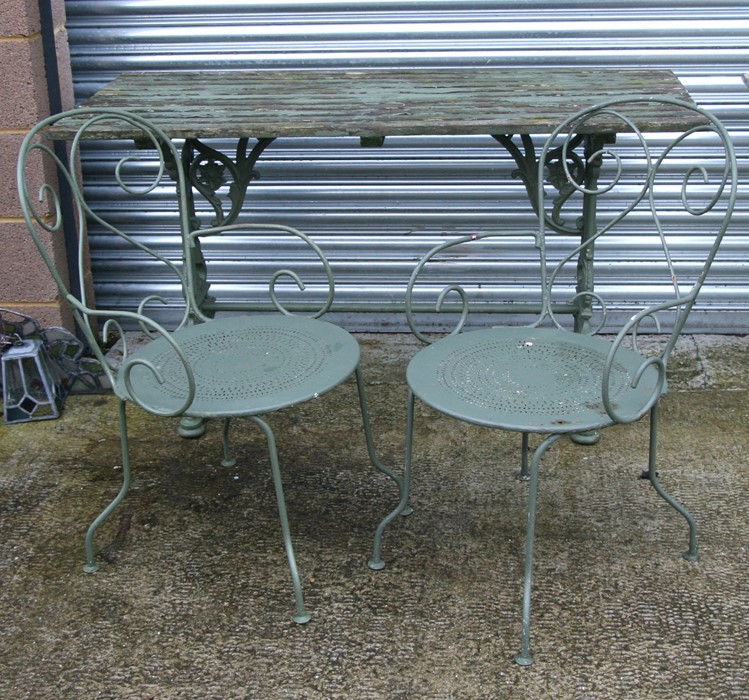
64, 1, 749, 331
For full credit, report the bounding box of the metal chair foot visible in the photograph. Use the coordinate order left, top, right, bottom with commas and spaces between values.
648, 405, 699, 562
369, 495, 410, 572
369, 389, 414, 571
515, 651, 534, 666
250, 416, 311, 624
83, 399, 131, 578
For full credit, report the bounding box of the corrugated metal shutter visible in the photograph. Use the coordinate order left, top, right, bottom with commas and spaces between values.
64, 1, 749, 331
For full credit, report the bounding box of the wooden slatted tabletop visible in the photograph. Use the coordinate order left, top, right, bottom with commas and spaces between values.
49, 68, 701, 140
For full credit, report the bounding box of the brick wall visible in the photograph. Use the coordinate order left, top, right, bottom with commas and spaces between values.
0, 0, 75, 329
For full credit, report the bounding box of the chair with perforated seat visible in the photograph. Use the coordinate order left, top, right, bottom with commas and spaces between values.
368, 97, 737, 664
17, 108, 397, 624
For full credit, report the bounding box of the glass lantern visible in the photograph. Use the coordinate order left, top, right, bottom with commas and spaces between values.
1, 338, 67, 424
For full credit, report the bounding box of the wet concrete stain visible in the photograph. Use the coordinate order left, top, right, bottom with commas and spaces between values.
1, 333, 748, 699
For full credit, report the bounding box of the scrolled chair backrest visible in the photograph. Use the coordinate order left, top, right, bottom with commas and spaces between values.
182, 221, 337, 324
405, 97, 736, 422
17, 108, 196, 415
539, 97, 737, 333
404, 228, 546, 344
537, 96, 737, 422
18, 108, 341, 415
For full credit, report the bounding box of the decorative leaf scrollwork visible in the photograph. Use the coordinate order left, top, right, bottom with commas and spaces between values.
100, 313, 195, 417
405, 235, 477, 344
549, 290, 608, 334
194, 160, 227, 194
184, 137, 275, 228
629, 312, 662, 355
602, 313, 668, 426
436, 284, 469, 335
544, 139, 586, 231
270, 270, 308, 316
188, 144, 234, 227
493, 133, 586, 235
493, 134, 537, 200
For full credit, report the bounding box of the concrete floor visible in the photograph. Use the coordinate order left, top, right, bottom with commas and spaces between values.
1, 333, 748, 699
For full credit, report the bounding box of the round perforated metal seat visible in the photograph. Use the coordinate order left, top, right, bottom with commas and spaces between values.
407, 327, 661, 433
118, 315, 360, 417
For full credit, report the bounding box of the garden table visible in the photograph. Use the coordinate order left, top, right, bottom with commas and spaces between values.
51, 68, 703, 330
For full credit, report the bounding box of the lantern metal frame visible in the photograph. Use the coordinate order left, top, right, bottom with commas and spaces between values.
1, 336, 67, 424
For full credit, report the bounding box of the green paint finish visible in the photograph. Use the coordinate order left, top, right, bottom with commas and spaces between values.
373, 97, 738, 666
18, 108, 398, 625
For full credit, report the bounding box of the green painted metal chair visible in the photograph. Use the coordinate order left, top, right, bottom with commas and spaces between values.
368, 97, 738, 664
17, 108, 397, 624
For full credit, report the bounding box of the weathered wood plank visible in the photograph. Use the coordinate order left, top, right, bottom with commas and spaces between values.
49, 68, 701, 140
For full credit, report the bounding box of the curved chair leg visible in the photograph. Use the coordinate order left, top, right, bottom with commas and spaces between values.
646, 403, 698, 561
84, 399, 132, 573
355, 367, 412, 517
221, 417, 236, 467
250, 416, 311, 624
516, 432, 564, 666
368, 389, 415, 570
